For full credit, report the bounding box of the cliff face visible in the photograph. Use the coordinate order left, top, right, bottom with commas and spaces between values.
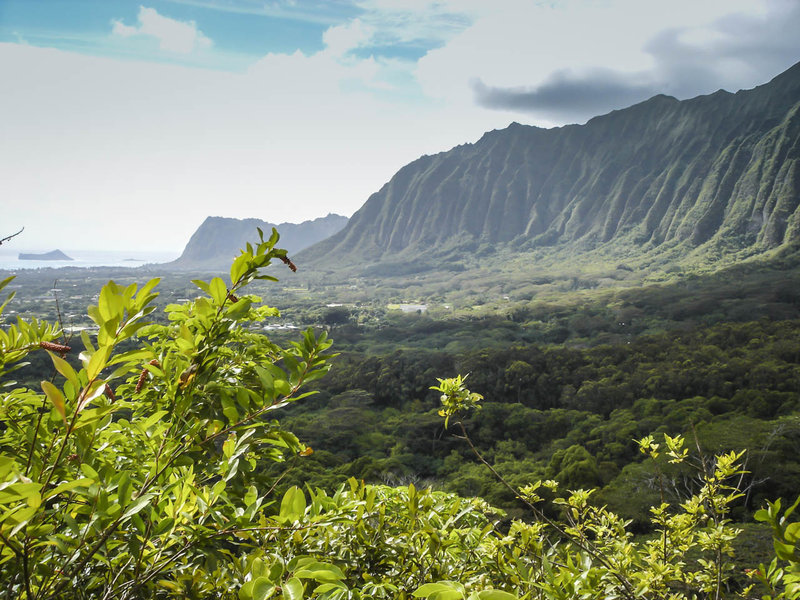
169, 214, 348, 269
302, 62, 800, 268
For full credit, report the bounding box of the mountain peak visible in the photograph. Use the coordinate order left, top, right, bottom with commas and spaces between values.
168, 214, 348, 270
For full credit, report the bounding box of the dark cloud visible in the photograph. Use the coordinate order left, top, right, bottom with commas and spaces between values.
472, 69, 659, 123
646, 1, 800, 98
473, 0, 800, 123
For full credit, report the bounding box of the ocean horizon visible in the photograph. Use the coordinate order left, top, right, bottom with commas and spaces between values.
0, 248, 180, 271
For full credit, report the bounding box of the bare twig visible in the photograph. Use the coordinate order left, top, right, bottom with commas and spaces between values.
0, 227, 23, 245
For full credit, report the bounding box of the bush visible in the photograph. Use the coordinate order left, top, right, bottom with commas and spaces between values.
0, 230, 333, 598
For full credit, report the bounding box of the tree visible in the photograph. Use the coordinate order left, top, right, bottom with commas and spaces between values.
0, 229, 333, 598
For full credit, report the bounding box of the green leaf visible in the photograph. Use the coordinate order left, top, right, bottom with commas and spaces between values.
192, 279, 212, 295
476, 591, 519, 600
134, 277, 161, 309
314, 582, 348, 594
86, 346, 110, 380
48, 351, 80, 389
98, 282, 125, 321
432, 591, 464, 600
754, 508, 770, 522
80, 328, 96, 353
0, 275, 14, 293
239, 580, 254, 600
0, 457, 16, 480
294, 563, 346, 582
80, 463, 99, 479
784, 495, 800, 519
153, 517, 175, 536
121, 495, 153, 520
44, 478, 94, 500
7, 505, 37, 536
230, 254, 250, 286
139, 410, 168, 431
223, 436, 236, 459
244, 485, 259, 508
251, 577, 275, 600
274, 379, 291, 398
209, 277, 228, 305
279, 486, 306, 522
774, 540, 797, 561
74, 405, 115, 431
414, 583, 465, 599
0, 482, 42, 506
282, 578, 303, 600
41, 380, 66, 423
76, 380, 106, 413
785, 522, 800, 543
116, 472, 132, 506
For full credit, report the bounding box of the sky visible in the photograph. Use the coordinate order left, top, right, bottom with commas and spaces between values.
1, 0, 800, 253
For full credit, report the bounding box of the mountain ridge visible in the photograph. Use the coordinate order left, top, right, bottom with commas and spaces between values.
300, 61, 800, 271
168, 214, 348, 270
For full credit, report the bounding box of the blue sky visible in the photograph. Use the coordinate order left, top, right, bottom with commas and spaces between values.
0, 1, 447, 68
1, 0, 799, 252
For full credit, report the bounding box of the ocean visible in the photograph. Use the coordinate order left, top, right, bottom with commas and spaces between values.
0, 248, 179, 271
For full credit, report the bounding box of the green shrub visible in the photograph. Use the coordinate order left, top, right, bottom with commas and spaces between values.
0, 230, 332, 598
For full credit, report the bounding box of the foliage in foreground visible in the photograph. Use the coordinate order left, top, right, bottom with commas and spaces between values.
236, 394, 800, 600
0, 234, 799, 599
242, 473, 800, 600
0, 230, 333, 598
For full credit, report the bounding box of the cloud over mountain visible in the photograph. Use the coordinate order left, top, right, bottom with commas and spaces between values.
466, 0, 800, 123
472, 70, 659, 123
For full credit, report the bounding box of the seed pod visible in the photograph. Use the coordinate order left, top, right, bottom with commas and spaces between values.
279, 255, 297, 272
104, 384, 117, 402
40, 340, 72, 355
135, 369, 148, 393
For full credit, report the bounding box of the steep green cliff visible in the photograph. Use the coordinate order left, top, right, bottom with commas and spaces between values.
302, 62, 800, 271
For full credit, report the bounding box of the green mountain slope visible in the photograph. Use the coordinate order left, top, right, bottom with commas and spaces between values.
302, 62, 800, 271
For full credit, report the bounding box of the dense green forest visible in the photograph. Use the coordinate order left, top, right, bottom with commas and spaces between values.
272, 319, 800, 521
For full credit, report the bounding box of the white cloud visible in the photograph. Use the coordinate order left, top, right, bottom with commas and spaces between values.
112, 6, 212, 54
322, 19, 374, 57
111, 20, 139, 38
0, 41, 506, 252
244, 19, 392, 97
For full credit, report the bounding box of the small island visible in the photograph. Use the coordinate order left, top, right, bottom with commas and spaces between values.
18, 249, 73, 261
